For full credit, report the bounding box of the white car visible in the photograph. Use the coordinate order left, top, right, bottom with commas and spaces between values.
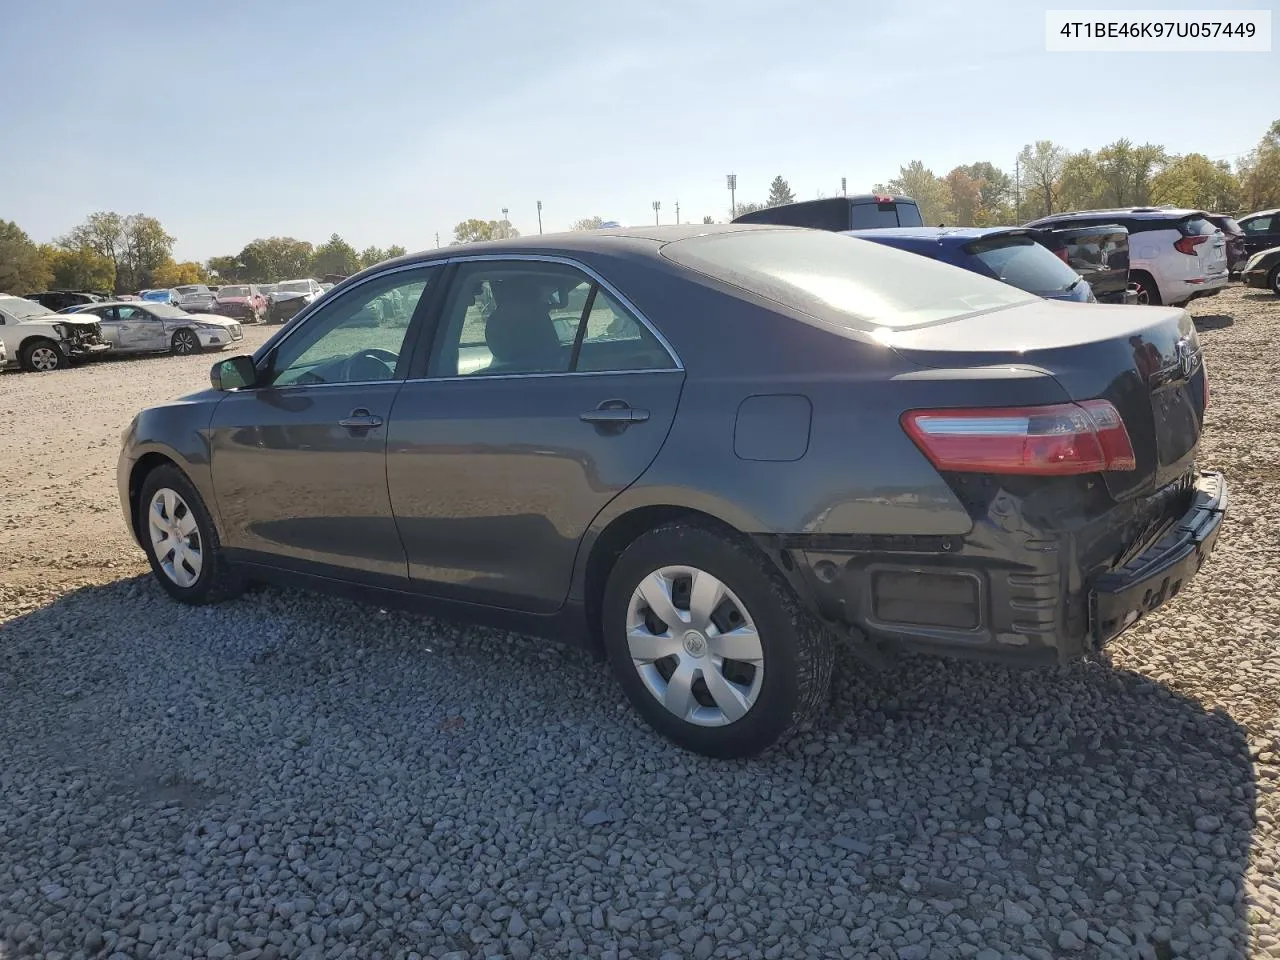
69, 301, 244, 355
1026, 207, 1229, 307
0, 293, 111, 372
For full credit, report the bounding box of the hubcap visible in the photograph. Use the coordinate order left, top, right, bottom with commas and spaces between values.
626, 565, 764, 727
31, 346, 59, 371
174, 332, 196, 354
147, 488, 203, 587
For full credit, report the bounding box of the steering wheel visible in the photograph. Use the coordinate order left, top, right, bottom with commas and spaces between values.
343, 348, 399, 382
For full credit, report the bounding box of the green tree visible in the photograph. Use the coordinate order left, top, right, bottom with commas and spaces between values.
385, 244, 407, 259
1058, 151, 1107, 212
1238, 119, 1280, 210
359, 246, 388, 269
62, 211, 126, 288
957, 162, 1013, 215
1095, 139, 1167, 206
766, 176, 796, 207
0, 220, 52, 293
311, 233, 360, 276
701, 215, 714, 224
733, 201, 765, 218
119, 214, 176, 290
207, 255, 246, 282
236, 237, 315, 282
876, 161, 951, 225
45, 244, 115, 292
1017, 141, 1067, 217
1152, 154, 1240, 211
452, 219, 520, 244
571, 216, 604, 231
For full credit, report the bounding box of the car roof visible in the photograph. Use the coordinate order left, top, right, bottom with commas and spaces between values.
1242, 208, 1280, 219
844, 226, 1031, 243
1032, 207, 1206, 223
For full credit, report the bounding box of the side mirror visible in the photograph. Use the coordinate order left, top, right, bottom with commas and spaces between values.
211, 354, 258, 390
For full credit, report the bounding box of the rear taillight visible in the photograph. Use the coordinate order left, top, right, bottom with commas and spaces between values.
1174, 235, 1208, 255
902, 400, 1137, 476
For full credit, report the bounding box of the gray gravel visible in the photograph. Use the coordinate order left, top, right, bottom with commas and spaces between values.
2, 288, 1279, 959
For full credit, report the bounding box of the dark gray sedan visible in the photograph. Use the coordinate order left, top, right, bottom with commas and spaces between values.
117, 225, 1226, 757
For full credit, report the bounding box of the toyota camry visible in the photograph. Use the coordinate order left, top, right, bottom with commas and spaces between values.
118, 225, 1226, 757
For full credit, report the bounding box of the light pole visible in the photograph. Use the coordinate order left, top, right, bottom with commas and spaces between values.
674, 200, 680, 224
652, 200, 661, 225
841, 177, 847, 197
726, 174, 737, 220
536, 200, 543, 235
500, 207, 509, 239
434, 232, 440, 249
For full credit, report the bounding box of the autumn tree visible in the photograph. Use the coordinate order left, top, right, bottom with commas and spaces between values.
571, 216, 604, 231
1017, 141, 1067, 217
766, 176, 796, 207
1152, 154, 1240, 211
311, 234, 360, 277
45, 245, 115, 292
944, 168, 982, 226
0, 220, 52, 294
151, 260, 208, 287
955, 162, 1014, 221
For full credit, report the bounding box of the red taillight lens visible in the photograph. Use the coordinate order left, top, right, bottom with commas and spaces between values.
1174, 235, 1208, 255
902, 401, 1137, 475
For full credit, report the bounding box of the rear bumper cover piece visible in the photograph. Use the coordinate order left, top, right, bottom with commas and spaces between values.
775, 471, 1227, 666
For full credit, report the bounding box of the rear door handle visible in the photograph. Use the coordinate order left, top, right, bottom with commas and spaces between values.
339, 408, 383, 428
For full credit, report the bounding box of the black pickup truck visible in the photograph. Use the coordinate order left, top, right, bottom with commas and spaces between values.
1032, 222, 1138, 305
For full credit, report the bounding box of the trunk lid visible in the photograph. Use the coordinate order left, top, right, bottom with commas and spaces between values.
888, 299, 1206, 499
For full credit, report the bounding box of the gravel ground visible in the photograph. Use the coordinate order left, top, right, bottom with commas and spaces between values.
1, 288, 1279, 960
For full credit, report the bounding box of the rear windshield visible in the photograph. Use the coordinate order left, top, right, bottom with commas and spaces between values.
965, 236, 1082, 294
218, 285, 250, 297
849, 202, 924, 229
663, 229, 1036, 330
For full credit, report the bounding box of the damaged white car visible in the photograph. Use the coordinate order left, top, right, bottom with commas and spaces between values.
0, 293, 111, 372
67, 301, 244, 356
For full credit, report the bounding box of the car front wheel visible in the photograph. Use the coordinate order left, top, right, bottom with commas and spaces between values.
171, 329, 201, 355
20, 338, 66, 372
139, 465, 242, 605
1269, 265, 1280, 297
602, 522, 833, 758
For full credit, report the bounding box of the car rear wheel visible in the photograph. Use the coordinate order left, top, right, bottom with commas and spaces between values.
1130, 271, 1161, 306
171, 329, 200, 355
139, 465, 242, 605
602, 522, 833, 758
20, 338, 66, 372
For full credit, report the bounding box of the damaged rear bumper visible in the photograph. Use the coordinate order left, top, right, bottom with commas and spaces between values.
768, 470, 1227, 666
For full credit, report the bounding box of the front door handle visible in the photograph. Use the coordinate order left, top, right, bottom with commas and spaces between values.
339, 408, 383, 428
580, 403, 650, 425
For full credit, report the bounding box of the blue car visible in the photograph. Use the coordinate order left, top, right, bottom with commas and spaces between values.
845, 227, 1095, 303
139, 288, 180, 306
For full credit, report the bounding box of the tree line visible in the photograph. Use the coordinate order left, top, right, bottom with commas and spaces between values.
0, 215, 409, 296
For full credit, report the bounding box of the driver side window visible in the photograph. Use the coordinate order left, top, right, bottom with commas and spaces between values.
269, 267, 436, 387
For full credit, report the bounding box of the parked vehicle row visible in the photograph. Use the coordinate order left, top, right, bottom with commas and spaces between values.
0, 293, 241, 372
118, 225, 1226, 757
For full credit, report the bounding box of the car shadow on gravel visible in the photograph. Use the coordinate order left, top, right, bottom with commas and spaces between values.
1193, 314, 1235, 330
0, 578, 1259, 959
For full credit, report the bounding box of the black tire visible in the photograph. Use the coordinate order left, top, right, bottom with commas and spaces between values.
1269, 266, 1280, 297
138, 465, 243, 605
20, 338, 66, 372
171, 329, 201, 355
601, 522, 833, 758
1130, 271, 1161, 306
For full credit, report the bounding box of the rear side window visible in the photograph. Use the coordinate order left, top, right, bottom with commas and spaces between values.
965, 236, 1081, 294
663, 229, 1035, 330
737, 201, 847, 231
1241, 216, 1275, 234
1179, 217, 1218, 236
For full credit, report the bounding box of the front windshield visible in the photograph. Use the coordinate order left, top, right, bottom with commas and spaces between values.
218, 285, 250, 297
2, 298, 56, 320
664, 229, 1036, 331
278, 281, 312, 293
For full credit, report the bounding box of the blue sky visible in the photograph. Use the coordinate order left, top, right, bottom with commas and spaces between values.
2, 0, 1275, 261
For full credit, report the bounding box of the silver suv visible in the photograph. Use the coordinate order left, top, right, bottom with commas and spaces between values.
1026, 208, 1228, 307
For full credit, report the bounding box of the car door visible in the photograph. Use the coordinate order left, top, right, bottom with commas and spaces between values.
1240, 214, 1279, 255
207, 264, 442, 584
118, 305, 170, 351
386, 257, 685, 614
